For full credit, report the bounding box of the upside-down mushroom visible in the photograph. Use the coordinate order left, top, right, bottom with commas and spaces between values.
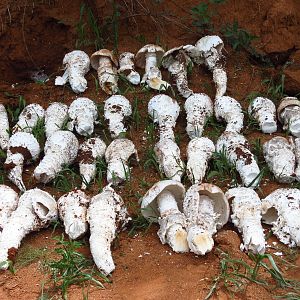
118, 52, 140, 85
0, 104, 9, 150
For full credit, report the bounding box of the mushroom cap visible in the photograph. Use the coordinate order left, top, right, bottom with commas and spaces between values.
90, 49, 118, 70
104, 95, 132, 118
277, 97, 300, 121
195, 35, 224, 53
140, 180, 185, 221
184, 93, 213, 114
135, 44, 165, 68
161, 46, 184, 68
119, 51, 135, 61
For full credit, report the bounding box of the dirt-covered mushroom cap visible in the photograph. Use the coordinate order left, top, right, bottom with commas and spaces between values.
135, 44, 165, 68
90, 49, 118, 70
161, 46, 185, 68
195, 35, 224, 53
277, 97, 300, 121
140, 180, 185, 220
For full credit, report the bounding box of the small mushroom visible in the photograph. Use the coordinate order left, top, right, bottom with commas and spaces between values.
161, 46, 193, 98
34, 130, 79, 183
186, 137, 215, 184
294, 137, 300, 180
78, 137, 107, 189
225, 187, 265, 254
248, 97, 277, 134
140, 180, 189, 253
58, 190, 90, 240
184, 93, 213, 139
55, 50, 90, 93
261, 188, 300, 247
12, 103, 45, 134
277, 97, 300, 137
90, 49, 118, 95
0, 188, 57, 269
68, 97, 98, 136
263, 136, 295, 183
104, 95, 132, 138
87, 185, 130, 275
135, 44, 170, 91
215, 96, 244, 133
5, 132, 40, 191
45, 102, 69, 138
0, 104, 9, 150
105, 138, 138, 185
216, 132, 260, 188
118, 52, 140, 85
183, 183, 229, 255
148, 94, 180, 141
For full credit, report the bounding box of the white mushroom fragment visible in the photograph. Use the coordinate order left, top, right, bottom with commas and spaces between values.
135, 44, 170, 91
34, 130, 79, 183
277, 97, 300, 137
55, 50, 90, 94
248, 97, 277, 134
294, 138, 300, 180
12, 103, 45, 134
78, 137, 107, 189
45, 102, 69, 138
148, 94, 180, 141
215, 96, 244, 133
162, 46, 193, 98
154, 138, 184, 182
87, 185, 130, 275
91, 49, 118, 95
118, 52, 140, 85
186, 137, 215, 184
0, 188, 57, 269
140, 180, 189, 252
68, 97, 98, 136
183, 183, 229, 255
58, 190, 90, 240
104, 95, 132, 138
4, 132, 40, 191
263, 137, 295, 183
184, 93, 213, 139
225, 188, 265, 254
216, 132, 260, 188
261, 188, 300, 247
105, 138, 138, 185
0, 104, 9, 150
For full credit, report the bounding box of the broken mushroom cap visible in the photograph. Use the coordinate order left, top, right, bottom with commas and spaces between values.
195, 35, 224, 54
140, 180, 185, 221
277, 97, 300, 121
135, 44, 165, 68
161, 46, 184, 67
90, 49, 118, 70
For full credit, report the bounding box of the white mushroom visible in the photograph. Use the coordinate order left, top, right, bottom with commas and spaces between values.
135, 44, 170, 91
87, 185, 130, 275
4, 132, 40, 191
216, 132, 260, 188
118, 52, 140, 85
105, 138, 138, 185
154, 138, 184, 182
263, 136, 295, 183
45, 102, 69, 138
58, 190, 90, 240
261, 188, 300, 247
0, 104, 9, 150
104, 95, 132, 138
78, 137, 107, 189
183, 183, 229, 255
277, 97, 300, 137
294, 137, 300, 180
0, 188, 57, 269
225, 187, 265, 254
186, 137, 215, 184
184, 93, 213, 139
68, 97, 98, 136
148, 94, 180, 141
90, 49, 118, 95
12, 103, 45, 134
34, 130, 79, 183
55, 50, 90, 94
0, 185, 19, 233
161, 46, 193, 98
248, 97, 277, 134
140, 180, 189, 252
215, 96, 244, 133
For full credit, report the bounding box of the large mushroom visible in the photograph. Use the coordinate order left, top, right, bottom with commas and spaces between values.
118, 52, 140, 85
0, 104, 9, 150
140, 180, 189, 253
90, 49, 119, 95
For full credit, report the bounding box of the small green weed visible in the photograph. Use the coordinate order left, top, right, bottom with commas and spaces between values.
32, 118, 46, 145
53, 165, 82, 193
15, 245, 48, 269
191, 3, 213, 33
5, 95, 26, 125
203, 116, 226, 143
128, 213, 153, 237
95, 157, 108, 192
130, 97, 141, 130
262, 74, 286, 103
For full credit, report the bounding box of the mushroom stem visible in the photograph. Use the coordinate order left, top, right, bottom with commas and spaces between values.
5, 153, 26, 192
0, 104, 9, 151
98, 57, 118, 94
119, 52, 140, 85
144, 52, 158, 82
295, 138, 300, 180
159, 119, 176, 140
80, 163, 96, 189
213, 68, 227, 98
